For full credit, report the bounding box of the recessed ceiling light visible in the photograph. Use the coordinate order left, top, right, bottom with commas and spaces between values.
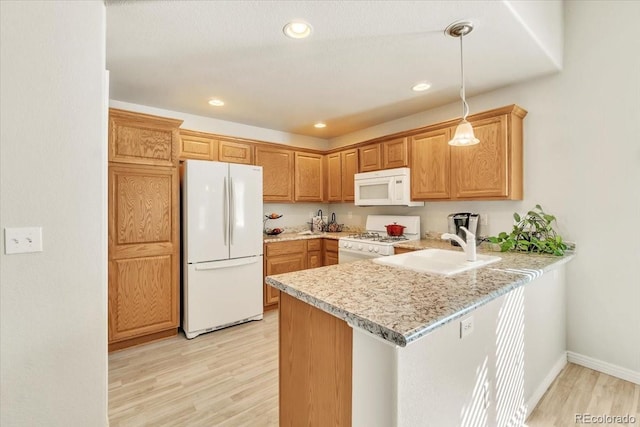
283, 20, 312, 39
412, 82, 432, 92
208, 99, 224, 107
314, 122, 326, 129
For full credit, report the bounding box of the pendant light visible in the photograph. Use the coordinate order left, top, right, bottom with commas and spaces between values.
446, 21, 479, 146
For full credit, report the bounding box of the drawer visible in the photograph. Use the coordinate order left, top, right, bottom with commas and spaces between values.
307, 239, 322, 251
266, 240, 306, 257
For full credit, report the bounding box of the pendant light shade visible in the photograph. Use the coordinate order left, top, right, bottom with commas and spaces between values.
450, 119, 479, 146
446, 21, 479, 146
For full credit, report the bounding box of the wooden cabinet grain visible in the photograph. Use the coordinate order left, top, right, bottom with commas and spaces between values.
108, 164, 180, 351
109, 109, 182, 167
179, 130, 218, 161
382, 137, 408, 169
326, 152, 342, 202
359, 143, 382, 172
451, 112, 523, 199
307, 239, 323, 269
219, 139, 253, 164
294, 152, 324, 202
108, 109, 182, 352
255, 145, 295, 202
326, 149, 358, 202
393, 246, 417, 255
324, 239, 339, 266
410, 128, 451, 200
264, 240, 307, 309
411, 105, 526, 201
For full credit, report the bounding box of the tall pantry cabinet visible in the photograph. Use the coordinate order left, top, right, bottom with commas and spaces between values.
108, 109, 183, 352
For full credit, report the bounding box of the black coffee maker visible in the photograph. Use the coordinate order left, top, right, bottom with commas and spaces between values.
447, 213, 479, 246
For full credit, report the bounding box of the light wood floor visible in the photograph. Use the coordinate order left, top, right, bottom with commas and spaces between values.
526, 363, 639, 426
109, 310, 639, 426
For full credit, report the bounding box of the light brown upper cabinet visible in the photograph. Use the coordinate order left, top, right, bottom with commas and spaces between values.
410, 128, 452, 200
451, 112, 522, 199
326, 152, 342, 202
219, 138, 253, 164
179, 129, 219, 161
411, 105, 526, 201
326, 148, 358, 202
294, 151, 324, 202
340, 149, 358, 201
255, 145, 295, 202
359, 143, 382, 172
109, 109, 182, 167
382, 137, 409, 169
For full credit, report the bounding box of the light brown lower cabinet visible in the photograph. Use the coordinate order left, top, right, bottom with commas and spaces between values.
307, 239, 323, 269
279, 292, 352, 426
263, 238, 340, 310
263, 240, 307, 310
324, 239, 339, 265
393, 246, 417, 255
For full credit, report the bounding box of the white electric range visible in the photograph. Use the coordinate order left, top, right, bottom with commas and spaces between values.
338, 215, 421, 263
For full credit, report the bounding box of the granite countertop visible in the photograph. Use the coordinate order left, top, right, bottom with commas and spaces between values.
263, 231, 350, 243
266, 240, 574, 347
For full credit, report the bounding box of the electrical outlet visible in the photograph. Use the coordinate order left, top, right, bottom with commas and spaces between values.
460, 316, 474, 339
348, 211, 353, 219
480, 213, 489, 226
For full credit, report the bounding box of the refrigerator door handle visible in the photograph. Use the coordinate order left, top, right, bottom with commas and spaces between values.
223, 176, 229, 247
194, 256, 259, 271
229, 177, 235, 245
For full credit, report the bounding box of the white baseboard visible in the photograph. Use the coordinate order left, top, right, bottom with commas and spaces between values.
526, 352, 568, 418
567, 351, 640, 385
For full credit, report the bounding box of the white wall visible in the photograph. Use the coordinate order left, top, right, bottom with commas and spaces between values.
110, 100, 329, 151
332, 1, 640, 376
0, 2, 108, 426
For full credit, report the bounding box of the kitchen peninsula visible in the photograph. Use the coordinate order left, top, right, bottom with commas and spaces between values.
266, 241, 573, 426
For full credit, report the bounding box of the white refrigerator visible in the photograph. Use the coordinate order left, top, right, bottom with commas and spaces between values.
182, 159, 264, 339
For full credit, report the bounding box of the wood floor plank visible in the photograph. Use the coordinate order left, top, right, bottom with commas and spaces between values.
109, 309, 638, 426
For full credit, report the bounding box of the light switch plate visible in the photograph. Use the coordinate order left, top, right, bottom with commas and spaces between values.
4, 227, 43, 254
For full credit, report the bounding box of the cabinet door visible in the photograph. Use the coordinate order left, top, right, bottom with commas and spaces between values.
382, 137, 408, 169
327, 152, 342, 202
451, 115, 509, 199
341, 149, 358, 201
265, 252, 307, 306
255, 145, 295, 202
219, 139, 253, 164
307, 251, 322, 269
294, 152, 324, 202
410, 128, 451, 200
324, 239, 339, 265
179, 130, 218, 161
109, 109, 182, 167
359, 143, 382, 172
108, 165, 179, 345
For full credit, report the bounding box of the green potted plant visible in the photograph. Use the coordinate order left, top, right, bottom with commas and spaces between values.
488, 205, 568, 256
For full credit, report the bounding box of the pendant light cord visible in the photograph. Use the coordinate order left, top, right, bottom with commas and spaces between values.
459, 33, 469, 121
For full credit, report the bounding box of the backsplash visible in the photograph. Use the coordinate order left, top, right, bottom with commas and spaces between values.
263, 201, 572, 242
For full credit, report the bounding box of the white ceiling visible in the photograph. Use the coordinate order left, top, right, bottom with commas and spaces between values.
106, 1, 562, 139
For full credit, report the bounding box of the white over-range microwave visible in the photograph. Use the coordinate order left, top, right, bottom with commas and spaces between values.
354, 167, 424, 207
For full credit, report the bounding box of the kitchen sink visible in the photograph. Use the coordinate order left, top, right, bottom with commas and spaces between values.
373, 248, 501, 276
